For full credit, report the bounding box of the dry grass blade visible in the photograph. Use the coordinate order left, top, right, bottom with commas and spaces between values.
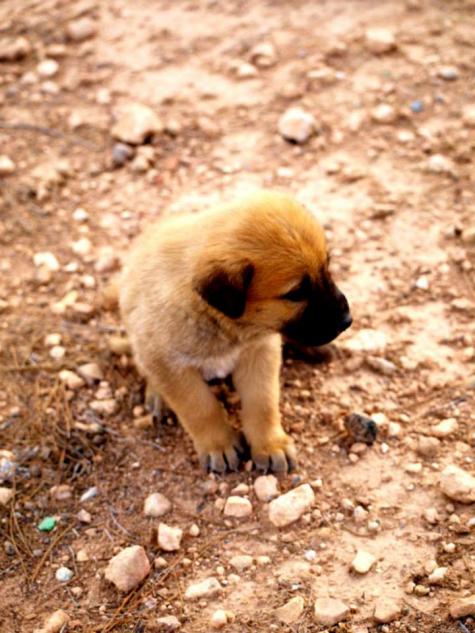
31, 523, 73, 583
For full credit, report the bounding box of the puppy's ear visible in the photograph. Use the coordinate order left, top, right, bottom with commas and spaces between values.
195, 260, 254, 319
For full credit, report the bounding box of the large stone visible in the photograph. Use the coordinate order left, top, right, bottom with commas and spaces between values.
373, 598, 401, 623
104, 545, 150, 592
449, 595, 475, 618
276, 596, 305, 624
157, 523, 183, 551
111, 103, 163, 145
184, 577, 222, 600
223, 496, 252, 518
314, 598, 349, 626
440, 465, 475, 503
278, 107, 315, 144
268, 484, 315, 527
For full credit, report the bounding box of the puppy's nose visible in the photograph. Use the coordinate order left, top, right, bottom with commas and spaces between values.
339, 312, 353, 332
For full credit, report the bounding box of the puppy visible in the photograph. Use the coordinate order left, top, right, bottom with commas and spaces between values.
119, 190, 352, 473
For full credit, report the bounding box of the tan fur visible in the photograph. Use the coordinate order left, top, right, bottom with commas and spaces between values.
119, 190, 332, 473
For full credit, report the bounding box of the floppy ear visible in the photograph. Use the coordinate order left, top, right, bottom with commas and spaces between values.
194, 260, 254, 319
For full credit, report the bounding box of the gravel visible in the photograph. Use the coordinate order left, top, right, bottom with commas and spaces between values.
268, 484, 315, 527
104, 545, 150, 592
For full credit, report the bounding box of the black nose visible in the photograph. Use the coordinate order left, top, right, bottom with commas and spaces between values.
339, 312, 353, 332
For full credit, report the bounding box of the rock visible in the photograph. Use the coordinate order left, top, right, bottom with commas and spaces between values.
50, 484, 73, 501
72, 237, 92, 257
437, 66, 459, 80
105, 545, 150, 592
462, 104, 475, 128
314, 598, 349, 626
0, 455, 16, 482
34, 610, 70, 633
59, 370, 85, 390
231, 483, 249, 495
107, 335, 131, 355
427, 154, 455, 175
229, 554, 253, 571
210, 610, 234, 629
77, 509, 92, 523
37, 59, 59, 77
80, 486, 98, 502
184, 577, 222, 600
0, 155, 15, 176
67, 17, 97, 42
0, 487, 13, 505
254, 474, 280, 501
276, 596, 305, 624
76, 548, 89, 562
34, 252, 60, 272
157, 523, 183, 551
269, 484, 315, 527
189, 524, 200, 537
250, 42, 277, 67
55, 566, 73, 582
373, 598, 401, 623
278, 107, 315, 144
50, 345, 66, 360
156, 615, 181, 630
112, 143, 135, 166
223, 496, 253, 518
424, 507, 440, 524
95, 248, 120, 273
351, 550, 376, 574
44, 333, 61, 347
344, 328, 387, 353
417, 436, 440, 457
90, 399, 118, 415
365, 28, 397, 54
77, 363, 103, 384
431, 418, 458, 437
144, 493, 172, 517
440, 465, 475, 503
366, 356, 397, 375
0, 36, 31, 62
371, 104, 397, 124
428, 566, 447, 584
111, 103, 163, 145
449, 595, 475, 618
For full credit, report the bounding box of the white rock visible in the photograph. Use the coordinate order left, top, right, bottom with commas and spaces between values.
314, 598, 349, 626
34, 609, 70, 633
278, 107, 315, 144
0, 155, 16, 176
351, 550, 376, 574
268, 484, 315, 527
437, 66, 459, 80
210, 610, 234, 629
0, 36, 31, 62
67, 17, 97, 42
77, 508, 92, 523
276, 596, 305, 624
371, 104, 397, 124
80, 486, 98, 502
223, 496, 252, 518
37, 59, 59, 77
184, 577, 222, 600
105, 545, 150, 592
34, 252, 60, 271
440, 465, 475, 503
417, 436, 440, 457
353, 505, 369, 523
231, 483, 249, 495
449, 596, 475, 618
90, 399, 117, 415
144, 493, 172, 517
73, 207, 89, 222
366, 356, 397, 376
254, 474, 280, 501
55, 566, 73, 582
373, 598, 401, 623
72, 237, 92, 257
344, 328, 387, 353
157, 523, 183, 551
50, 484, 73, 501
189, 523, 200, 537
462, 104, 475, 128
250, 42, 277, 67
365, 28, 397, 54
236, 62, 258, 78
111, 103, 163, 145
156, 615, 181, 630
44, 333, 61, 347
77, 362, 103, 383
424, 507, 439, 524
428, 566, 447, 584
431, 418, 458, 437
229, 554, 253, 571
50, 346, 66, 360
427, 154, 455, 175
58, 370, 85, 390
0, 487, 13, 505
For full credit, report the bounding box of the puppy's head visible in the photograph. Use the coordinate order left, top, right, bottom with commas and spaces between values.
194, 191, 352, 346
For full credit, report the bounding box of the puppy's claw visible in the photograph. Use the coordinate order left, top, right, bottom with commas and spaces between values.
252, 438, 297, 474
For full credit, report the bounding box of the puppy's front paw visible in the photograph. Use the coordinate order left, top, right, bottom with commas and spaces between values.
196, 428, 248, 474
250, 433, 297, 474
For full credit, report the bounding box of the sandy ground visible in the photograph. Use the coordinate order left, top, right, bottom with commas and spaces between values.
0, 0, 474, 632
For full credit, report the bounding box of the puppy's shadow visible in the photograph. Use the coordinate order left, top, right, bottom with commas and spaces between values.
283, 342, 344, 364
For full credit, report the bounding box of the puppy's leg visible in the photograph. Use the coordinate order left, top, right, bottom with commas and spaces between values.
233, 333, 296, 474
146, 362, 245, 473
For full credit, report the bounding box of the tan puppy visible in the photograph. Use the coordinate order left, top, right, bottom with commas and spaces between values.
119, 190, 351, 473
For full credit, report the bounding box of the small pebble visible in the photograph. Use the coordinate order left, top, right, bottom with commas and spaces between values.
38, 517, 56, 532
144, 493, 172, 517
105, 545, 150, 592
157, 523, 183, 551
314, 597, 349, 626
365, 28, 397, 54
223, 496, 252, 518
276, 596, 305, 624
254, 474, 279, 501
229, 554, 253, 572
410, 100, 424, 113
184, 577, 222, 600
210, 609, 234, 629
278, 107, 315, 144
373, 598, 401, 623
80, 486, 98, 503
55, 566, 73, 582
351, 549, 376, 574
431, 418, 458, 437
0, 155, 16, 176
437, 65, 459, 80
156, 615, 181, 630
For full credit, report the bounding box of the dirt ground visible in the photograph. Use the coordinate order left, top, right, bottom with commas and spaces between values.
1, 0, 475, 632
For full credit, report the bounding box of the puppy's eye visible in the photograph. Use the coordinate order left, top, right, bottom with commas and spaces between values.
281, 276, 310, 302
